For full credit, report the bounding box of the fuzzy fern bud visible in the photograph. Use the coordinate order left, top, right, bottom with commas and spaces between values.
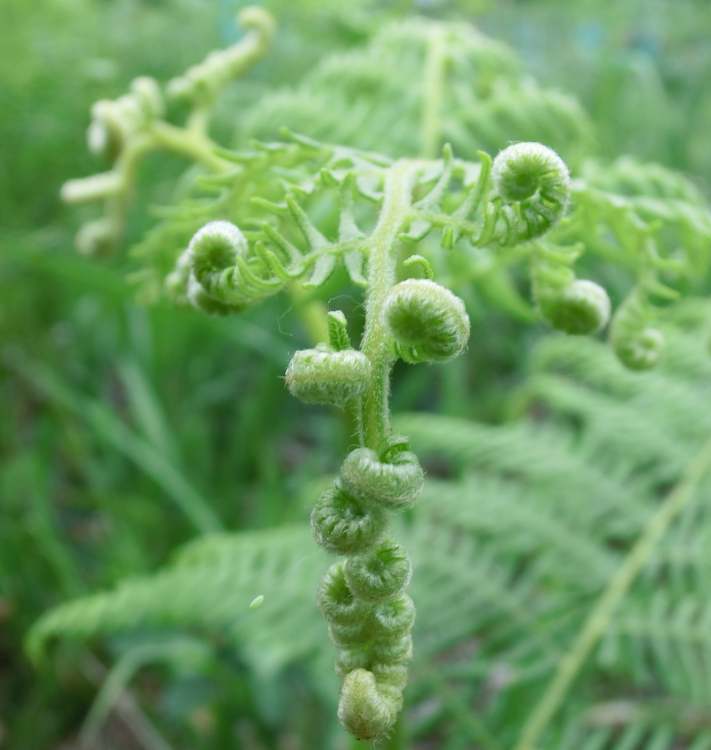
530, 242, 610, 335
338, 669, 398, 741
344, 539, 411, 602
340, 446, 424, 510
164, 220, 249, 314
87, 77, 163, 161
311, 484, 387, 555
285, 347, 371, 408
491, 142, 570, 242
611, 290, 664, 370
188, 220, 248, 293
318, 561, 369, 625
540, 279, 611, 335
384, 279, 470, 364
369, 592, 416, 639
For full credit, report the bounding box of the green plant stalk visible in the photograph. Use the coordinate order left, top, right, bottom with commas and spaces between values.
514, 435, 711, 750
149, 121, 230, 172
360, 161, 418, 450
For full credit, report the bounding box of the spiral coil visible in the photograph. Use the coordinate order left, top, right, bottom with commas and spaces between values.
610, 288, 664, 370
384, 279, 470, 364
308, 441, 423, 739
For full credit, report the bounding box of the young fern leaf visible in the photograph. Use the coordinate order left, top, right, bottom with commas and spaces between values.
55, 7, 711, 743
28, 308, 711, 745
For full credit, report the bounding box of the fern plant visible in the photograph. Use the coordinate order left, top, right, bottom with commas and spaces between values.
46, 5, 711, 745
29, 309, 711, 748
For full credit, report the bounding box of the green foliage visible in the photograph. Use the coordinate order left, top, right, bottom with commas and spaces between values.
28, 314, 711, 746
6, 0, 711, 747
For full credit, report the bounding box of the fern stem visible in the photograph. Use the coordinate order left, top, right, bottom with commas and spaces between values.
514, 436, 711, 750
421, 28, 446, 159
149, 121, 230, 172
360, 162, 417, 449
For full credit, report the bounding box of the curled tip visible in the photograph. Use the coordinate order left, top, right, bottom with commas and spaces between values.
344, 539, 411, 602
492, 141, 569, 204
337, 669, 397, 741
186, 273, 242, 315
384, 279, 470, 364
285, 347, 371, 407
311, 484, 386, 555
491, 142, 570, 242
370, 632, 413, 664
610, 288, 665, 371
542, 279, 611, 335
129, 76, 164, 119
87, 100, 126, 160
370, 592, 416, 639
238, 6, 276, 43
189, 220, 247, 261
614, 326, 664, 371
317, 562, 368, 626
340, 447, 424, 510
188, 220, 247, 296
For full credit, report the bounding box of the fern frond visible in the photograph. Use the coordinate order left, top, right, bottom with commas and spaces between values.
28, 526, 326, 675
238, 18, 592, 163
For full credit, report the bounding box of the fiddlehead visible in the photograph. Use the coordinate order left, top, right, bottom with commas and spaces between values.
530, 242, 611, 335
311, 484, 387, 556
610, 285, 665, 371
384, 279, 470, 364
285, 348, 372, 408
340, 447, 424, 511
490, 141, 570, 243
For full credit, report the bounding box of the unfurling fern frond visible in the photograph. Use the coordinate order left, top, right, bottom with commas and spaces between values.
55, 3, 711, 743
147, 137, 575, 317
610, 284, 666, 370
29, 314, 711, 746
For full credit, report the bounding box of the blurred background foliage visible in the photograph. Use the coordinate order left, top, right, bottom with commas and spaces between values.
2, 0, 711, 748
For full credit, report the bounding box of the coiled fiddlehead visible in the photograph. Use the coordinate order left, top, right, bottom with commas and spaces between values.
286, 348, 372, 407
530, 242, 611, 335
384, 279, 470, 364
489, 141, 570, 244
166, 220, 250, 314
610, 286, 665, 370
340, 447, 424, 510
285, 309, 372, 407
311, 485, 387, 556
86, 77, 163, 162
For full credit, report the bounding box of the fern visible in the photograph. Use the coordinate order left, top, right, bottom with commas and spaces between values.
30, 310, 711, 746
239, 19, 593, 163
49, 3, 711, 744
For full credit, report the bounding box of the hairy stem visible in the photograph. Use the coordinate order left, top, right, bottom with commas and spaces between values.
360, 162, 417, 449
514, 435, 711, 750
